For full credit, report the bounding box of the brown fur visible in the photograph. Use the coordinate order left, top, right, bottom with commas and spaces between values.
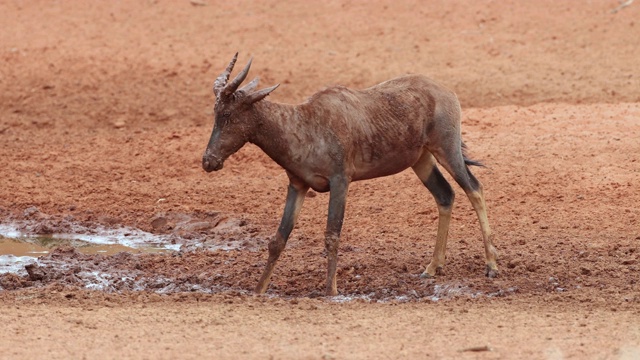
203, 54, 499, 296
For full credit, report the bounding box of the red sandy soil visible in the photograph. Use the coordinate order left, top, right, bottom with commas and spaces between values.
1, 0, 639, 358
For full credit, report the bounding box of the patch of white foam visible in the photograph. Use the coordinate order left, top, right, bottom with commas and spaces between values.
0, 225, 21, 239
430, 283, 483, 302
0, 223, 182, 276
56, 226, 180, 250
329, 294, 374, 303
0, 223, 181, 252
78, 271, 142, 292
80, 271, 114, 291
0, 255, 38, 275
329, 293, 417, 303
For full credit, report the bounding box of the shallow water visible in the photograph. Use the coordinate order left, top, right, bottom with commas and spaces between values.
0, 236, 169, 257
0, 224, 181, 253
0, 223, 181, 275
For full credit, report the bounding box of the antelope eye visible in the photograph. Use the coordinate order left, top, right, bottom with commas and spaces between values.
222, 111, 231, 118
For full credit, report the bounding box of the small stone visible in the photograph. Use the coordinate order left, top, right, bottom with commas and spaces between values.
507, 259, 521, 269
25, 264, 46, 281
151, 216, 168, 230
23, 206, 40, 218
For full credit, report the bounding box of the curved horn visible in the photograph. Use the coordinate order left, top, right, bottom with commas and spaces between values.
239, 77, 260, 94
223, 57, 252, 96
213, 53, 238, 97
247, 84, 280, 104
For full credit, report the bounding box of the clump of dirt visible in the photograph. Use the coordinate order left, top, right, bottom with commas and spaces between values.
0, 273, 28, 290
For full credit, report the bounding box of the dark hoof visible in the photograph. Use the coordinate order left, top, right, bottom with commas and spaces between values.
420, 267, 443, 279
420, 272, 434, 279
485, 265, 499, 278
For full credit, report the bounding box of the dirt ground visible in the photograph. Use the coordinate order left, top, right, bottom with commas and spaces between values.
1, 0, 640, 358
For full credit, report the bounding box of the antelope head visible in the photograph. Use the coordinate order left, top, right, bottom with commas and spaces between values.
202, 53, 279, 172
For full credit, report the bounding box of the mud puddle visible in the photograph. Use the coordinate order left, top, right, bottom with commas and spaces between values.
0, 236, 171, 257
0, 216, 519, 301
0, 224, 181, 252
0, 223, 181, 276
0, 235, 173, 275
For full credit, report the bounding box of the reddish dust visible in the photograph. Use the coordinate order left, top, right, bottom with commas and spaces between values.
0, 1, 639, 359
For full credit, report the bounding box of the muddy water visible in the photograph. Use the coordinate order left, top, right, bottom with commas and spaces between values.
0, 236, 168, 257
0, 235, 172, 275
0, 221, 183, 276
0, 223, 181, 253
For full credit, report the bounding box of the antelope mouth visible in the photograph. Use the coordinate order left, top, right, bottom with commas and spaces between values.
202, 157, 224, 172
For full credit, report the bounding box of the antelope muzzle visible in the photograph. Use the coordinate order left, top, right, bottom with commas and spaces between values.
202, 151, 224, 172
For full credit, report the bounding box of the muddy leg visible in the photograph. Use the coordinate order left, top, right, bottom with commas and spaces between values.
325, 175, 349, 296
255, 180, 308, 294
432, 149, 498, 278
463, 178, 499, 277
412, 152, 455, 278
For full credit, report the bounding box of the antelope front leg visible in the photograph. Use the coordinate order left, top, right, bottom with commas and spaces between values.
255, 181, 309, 294
325, 176, 349, 296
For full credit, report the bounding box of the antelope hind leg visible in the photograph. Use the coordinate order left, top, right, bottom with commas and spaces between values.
412, 151, 455, 278
466, 187, 499, 277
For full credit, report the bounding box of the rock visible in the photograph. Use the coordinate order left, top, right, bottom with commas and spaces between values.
113, 117, 126, 128
25, 264, 46, 281
151, 216, 168, 231
23, 206, 40, 218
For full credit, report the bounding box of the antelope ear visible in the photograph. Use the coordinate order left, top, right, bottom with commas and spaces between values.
247, 84, 280, 104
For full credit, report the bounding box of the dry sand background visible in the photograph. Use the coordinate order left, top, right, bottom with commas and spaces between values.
1, 0, 640, 358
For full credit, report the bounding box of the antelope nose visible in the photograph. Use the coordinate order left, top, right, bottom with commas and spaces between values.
202, 155, 223, 172
202, 157, 212, 172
